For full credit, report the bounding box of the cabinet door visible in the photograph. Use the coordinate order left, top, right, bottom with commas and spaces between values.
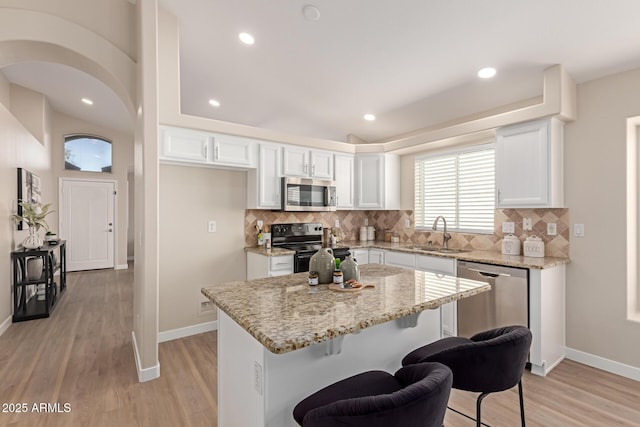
368, 249, 385, 264
310, 150, 334, 179
352, 249, 369, 265
355, 154, 384, 209
440, 302, 457, 337
384, 251, 416, 269
496, 119, 549, 207
161, 127, 210, 163
212, 135, 254, 167
257, 145, 282, 209
282, 146, 309, 177
334, 154, 354, 209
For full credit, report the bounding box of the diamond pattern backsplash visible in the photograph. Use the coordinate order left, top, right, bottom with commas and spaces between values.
245, 208, 570, 258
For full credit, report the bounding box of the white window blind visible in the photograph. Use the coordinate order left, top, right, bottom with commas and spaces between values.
415, 144, 495, 233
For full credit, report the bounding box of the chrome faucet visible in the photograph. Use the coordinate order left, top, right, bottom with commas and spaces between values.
432, 216, 451, 249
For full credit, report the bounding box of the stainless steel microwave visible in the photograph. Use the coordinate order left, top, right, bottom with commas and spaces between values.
282, 177, 337, 211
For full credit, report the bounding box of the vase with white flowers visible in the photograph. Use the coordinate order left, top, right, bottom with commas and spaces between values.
13, 202, 54, 249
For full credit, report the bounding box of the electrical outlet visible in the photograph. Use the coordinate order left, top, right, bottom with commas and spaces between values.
364, 218, 368, 226
502, 222, 515, 233
199, 300, 215, 315
523, 218, 532, 231
257, 220, 263, 229
547, 223, 557, 236
404, 219, 411, 228
208, 220, 216, 233
254, 362, 263, 395
574, 223, 585, 237
334, 219, 340, 228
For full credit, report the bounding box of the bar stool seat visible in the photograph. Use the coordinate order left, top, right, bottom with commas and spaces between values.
402, 326, 533, 427
293, 362, 453, 427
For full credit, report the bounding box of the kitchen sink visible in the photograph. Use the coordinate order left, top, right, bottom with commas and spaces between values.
411, 246, 471, 254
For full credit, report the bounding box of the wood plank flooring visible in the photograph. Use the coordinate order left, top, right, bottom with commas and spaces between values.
0, 266, 638, 426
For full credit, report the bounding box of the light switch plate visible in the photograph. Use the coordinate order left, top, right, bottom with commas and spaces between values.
405, 219, 411, 228
334, 219, 340, 228
523, 218, 532, 231
547, 223, 557, 236
208, 220, 216, 233
574, 223, 585, 237
502, 222, 515, 233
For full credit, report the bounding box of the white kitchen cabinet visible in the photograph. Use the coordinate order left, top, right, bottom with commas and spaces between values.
246, 252, 294, 280
355, 154, 400, 210
384, 251, 416, 269
368, 249, 385, 264
211, 134, 255, 168
496, 118, 564, 207
247, 144, 282, 210
282, 146, 334, 180
334, 154, 355, 209
351, 249, 369, 265
415, 254, 457, 337
160, 126, 258, 169
160, 127, 211, 163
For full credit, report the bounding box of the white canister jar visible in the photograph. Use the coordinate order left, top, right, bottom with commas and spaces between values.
501, 234, 521, 255
367, 226, 375, 241
360, 226, 368, 241
523, 235, 545, 258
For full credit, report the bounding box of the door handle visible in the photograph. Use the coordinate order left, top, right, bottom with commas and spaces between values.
108, 229, 113, 232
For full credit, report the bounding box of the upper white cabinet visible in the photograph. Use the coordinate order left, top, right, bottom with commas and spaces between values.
212, 134, 255, 168
160, 126, 256, 169
247, 144, 282, 210
282, 146, 334, 180
355, 154, 400, 210
334, 154, 355, 209
496, 118, 564, 208
160, 127, 210, 163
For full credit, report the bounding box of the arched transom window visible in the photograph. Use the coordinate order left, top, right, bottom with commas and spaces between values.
64, 135, 113, 172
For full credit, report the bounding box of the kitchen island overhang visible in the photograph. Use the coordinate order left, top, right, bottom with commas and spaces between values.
202, 264, 491, 427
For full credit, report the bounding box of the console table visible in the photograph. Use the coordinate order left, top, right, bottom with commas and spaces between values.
11, 240, 66, 322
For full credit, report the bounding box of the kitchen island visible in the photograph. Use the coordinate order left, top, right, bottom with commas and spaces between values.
202, 264, 491, 427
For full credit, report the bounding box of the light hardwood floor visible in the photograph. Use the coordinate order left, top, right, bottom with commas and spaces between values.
0, 266, 638, 426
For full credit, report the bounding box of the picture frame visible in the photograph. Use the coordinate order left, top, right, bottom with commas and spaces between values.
16, 168, 41, 230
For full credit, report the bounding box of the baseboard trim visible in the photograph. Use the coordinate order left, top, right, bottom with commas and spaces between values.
131, 331, 160, 382
115, 264, 129, 270
0, 315, 12, 337
565, 347, 640, 381
158, 321, 218, 343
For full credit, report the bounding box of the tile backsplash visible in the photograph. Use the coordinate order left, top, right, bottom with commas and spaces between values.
245, 208, 570, 258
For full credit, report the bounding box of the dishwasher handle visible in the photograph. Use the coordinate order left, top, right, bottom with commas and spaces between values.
468, 268, 511, 278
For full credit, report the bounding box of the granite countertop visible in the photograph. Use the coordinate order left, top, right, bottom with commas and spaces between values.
344, 241, 570, 270
201, 264, 490, 354
245, 246, 295, 256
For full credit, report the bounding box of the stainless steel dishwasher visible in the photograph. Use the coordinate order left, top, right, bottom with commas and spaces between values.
456, 260, 528, 338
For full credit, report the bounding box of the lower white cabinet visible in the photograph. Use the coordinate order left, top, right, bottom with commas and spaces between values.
415, 254, 457, 337
368, 249, 385, 264
246, 252, 293, 280
351, 249, 369, 265
384, 251, 416, 269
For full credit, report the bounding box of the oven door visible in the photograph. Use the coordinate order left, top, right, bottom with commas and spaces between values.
294, 252, 314, 273
282, 177, 336, 211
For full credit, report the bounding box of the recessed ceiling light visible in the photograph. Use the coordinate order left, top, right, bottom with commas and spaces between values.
81, 98, 93, 105
477, 67, 497, 79
209, 99, 221, 107
364, 114, 376, 121
239, 32, 255, 45
302, 5, 321, 21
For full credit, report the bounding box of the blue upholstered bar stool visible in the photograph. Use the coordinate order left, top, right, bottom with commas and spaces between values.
402, 325, 532, 427
292, 362, 453, 427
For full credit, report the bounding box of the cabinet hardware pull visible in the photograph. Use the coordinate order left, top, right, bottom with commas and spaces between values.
204, 144, 208, 158
312, 164, 316, 175
215, 146, 219, 160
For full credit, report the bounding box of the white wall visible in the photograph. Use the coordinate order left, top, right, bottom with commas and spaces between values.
51, 111, 134, 267
564, 67, 640, 368
0, 80, 53, 326
159, 165, 247, 332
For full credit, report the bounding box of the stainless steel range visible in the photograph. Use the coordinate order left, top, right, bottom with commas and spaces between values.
271, 222, 350, 273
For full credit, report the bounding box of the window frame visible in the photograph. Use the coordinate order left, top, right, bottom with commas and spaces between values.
414, 142, 496, 235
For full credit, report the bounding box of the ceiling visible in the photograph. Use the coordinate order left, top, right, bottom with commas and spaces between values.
3, 0, 640, 143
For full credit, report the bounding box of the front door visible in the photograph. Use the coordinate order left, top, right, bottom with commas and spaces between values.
60, 179, 115, 271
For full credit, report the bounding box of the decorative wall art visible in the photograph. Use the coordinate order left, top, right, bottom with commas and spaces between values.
16, 168, 42, 230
